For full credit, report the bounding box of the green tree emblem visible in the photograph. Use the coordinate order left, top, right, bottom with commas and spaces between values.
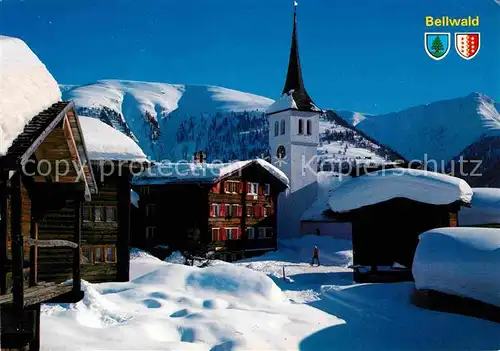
431, 36, 445, 56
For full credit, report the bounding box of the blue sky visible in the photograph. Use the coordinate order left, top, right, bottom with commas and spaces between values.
0, 0, 499, 113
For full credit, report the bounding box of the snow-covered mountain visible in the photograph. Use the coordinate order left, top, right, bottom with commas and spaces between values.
351, 93, 500, 164
63, 80, 393, 166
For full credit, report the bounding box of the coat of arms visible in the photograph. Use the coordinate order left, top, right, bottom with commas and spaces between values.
455, 32, 480, 60
425, 33, 451, 60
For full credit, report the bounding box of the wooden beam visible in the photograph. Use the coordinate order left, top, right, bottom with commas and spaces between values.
63, 115, 91, 201
73, 195, 82, 294
29, 206, 38, 287
0, 172, 8, 295
10, 171, 24, 310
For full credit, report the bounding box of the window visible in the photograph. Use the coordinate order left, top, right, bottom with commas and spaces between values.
81, 246, 91, 264
106, 247, 116, 263
264, 184, 271, 196
211, 204, 221, 217
248, 182, 258, 195
298, 119, 303, 134
247, 227, 255, 240
276, 145, 286, 159
274, 121, 279, 136
94, 206, 103, 222
306, 119, 312, 135
146, 226, 156, 240
226, 228, 241, 240
246, 206, 253, 217
83, 206, 92, 221
94, 247, 105, 263
225, 181, 240, 193
258, 227, 273, 239
280, 119, 286, 135
81, 245, 116, 264
263, 206, 271, 218
146, 204, 156, 217
225, 204, 232, 217
105, 206, 117, 222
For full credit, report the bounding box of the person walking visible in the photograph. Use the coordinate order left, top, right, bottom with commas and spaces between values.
311, 246, 320, 266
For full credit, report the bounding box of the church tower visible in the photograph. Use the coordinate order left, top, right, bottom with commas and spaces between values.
267, 3, 321, 238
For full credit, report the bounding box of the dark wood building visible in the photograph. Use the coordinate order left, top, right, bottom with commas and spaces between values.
325, 169, 472, 283
132, 159, 288, 261
73, 116, 150, 283
0, 101, 97, 350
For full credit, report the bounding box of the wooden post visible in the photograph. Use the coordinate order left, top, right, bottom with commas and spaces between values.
11, 171, 24, 310
73, 193, 82, 294
29, 303, 41, 351
0, 171, 8, 295
117, 168, 131, 282
29, 203, 37, 287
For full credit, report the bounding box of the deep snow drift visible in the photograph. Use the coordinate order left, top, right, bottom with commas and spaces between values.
459, 187, 500, 226
413, 227, 500, 307
79, 116, 148, 162
328, 168, 473, 213
41, 237, 500, 350
0, 36, 61, 156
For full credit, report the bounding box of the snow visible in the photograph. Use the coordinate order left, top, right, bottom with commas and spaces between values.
133, 159, 289, 187
130, 190, 139, 208
66, 80, 272, 121
78, 116, 148, 162
413, 227, 500, 307
355, 93, 500, 163
328, 168, 473, 213
0, 36, 61, 156
301, 172, 352, 221
266, 91, 297, 114
459, 188, 500, 226
40, 236, 500, 350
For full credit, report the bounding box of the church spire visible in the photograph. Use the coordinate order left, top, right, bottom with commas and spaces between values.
281, 2, 319, 112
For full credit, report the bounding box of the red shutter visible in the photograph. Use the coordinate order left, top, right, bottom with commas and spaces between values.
220, 204, 226, 217
270, 205, 275, 215
237, 228, 242, 240
210, 204, 215, 217
220, 228, 227, 240
238, 182, 243, 193
254, 205, 260, 218
258, 185, 263, 195
237, 206, 242, 217
247, 183, 251, 193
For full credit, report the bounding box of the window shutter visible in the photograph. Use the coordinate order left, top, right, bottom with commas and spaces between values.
220, 228, 227, 240
247, 183, 251, 193
254, 205, 260, 217
237, 206, 242, 217
258, 185, 263, 195
210, 204, 215, 217
220, 204, 226, 217
237, 228, 242, 240
238, 182, 243, 193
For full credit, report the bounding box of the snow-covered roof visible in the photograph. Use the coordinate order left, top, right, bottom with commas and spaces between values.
78, 116, 148, 162
459, 187, 500, 226
0, 36, 62, 156
301, 172, 352, 221
133, 159, 289, 187
131, 189, 139, 208
266, 91, 297, 115
328, 168, 473, 213
413, 227, 500, 307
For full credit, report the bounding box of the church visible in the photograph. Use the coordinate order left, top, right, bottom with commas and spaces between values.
266, 4, 322, 238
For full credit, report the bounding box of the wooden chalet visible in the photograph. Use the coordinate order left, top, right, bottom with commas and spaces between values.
131, 157, 289, 262
76, 116, 149, 283
0, 101, 97, 350
325, 168, 473, 283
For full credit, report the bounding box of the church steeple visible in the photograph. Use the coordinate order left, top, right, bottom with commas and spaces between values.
281, 3, 319, 112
